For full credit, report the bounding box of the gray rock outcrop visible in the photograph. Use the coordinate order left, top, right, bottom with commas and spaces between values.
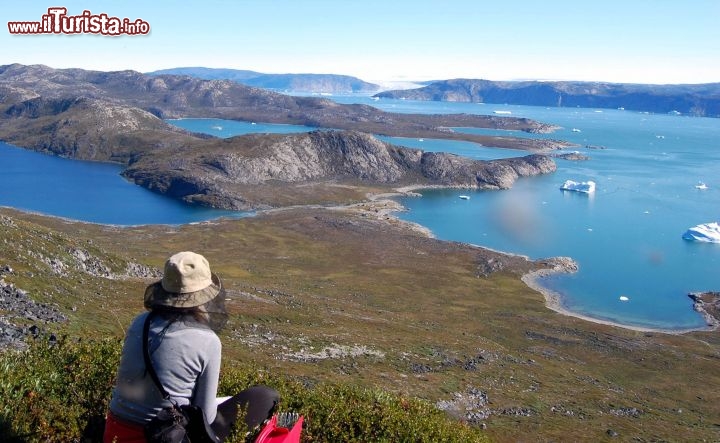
0, 275, 67, 350
123, 130, 557, 210
688, 292, 720, 329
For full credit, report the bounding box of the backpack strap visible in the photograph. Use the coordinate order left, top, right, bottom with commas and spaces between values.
142, 312, 221, 443
142, 312, 172, 401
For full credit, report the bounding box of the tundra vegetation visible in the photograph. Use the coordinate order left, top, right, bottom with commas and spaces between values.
1, 208, 719, 442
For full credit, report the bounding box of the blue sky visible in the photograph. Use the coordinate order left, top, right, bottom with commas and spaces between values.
3, 0, 719, 85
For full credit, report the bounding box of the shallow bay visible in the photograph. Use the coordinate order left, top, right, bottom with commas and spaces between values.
172, 102, 720, 329
365, 99, 720, 330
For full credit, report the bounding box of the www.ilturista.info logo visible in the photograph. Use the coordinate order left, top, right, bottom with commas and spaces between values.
8, 7, 150, 36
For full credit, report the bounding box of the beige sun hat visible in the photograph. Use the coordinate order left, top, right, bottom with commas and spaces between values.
144, 251, 222, 309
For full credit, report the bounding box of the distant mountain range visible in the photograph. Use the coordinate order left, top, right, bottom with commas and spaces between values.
146, 69, 720, 117
148, 67, 381, 93
375, 79, 720, 117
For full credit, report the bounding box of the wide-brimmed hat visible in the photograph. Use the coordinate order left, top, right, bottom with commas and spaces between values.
144, 251, 222, 309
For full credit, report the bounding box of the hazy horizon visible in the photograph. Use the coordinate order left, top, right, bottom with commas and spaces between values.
3, 1, 719, 85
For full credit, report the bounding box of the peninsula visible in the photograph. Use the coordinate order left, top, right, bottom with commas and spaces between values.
0, 64, 566, 210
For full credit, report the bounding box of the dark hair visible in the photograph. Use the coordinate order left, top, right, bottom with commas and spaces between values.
153, 305, 208, 324
152, 291, 228, 332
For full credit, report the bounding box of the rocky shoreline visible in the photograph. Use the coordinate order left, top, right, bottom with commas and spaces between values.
688, 292, 720, 330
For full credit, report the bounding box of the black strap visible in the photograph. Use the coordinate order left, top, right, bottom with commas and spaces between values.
142, 312, 171, 401
142, 312, 221, 443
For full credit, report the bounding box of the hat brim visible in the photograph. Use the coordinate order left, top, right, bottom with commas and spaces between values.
144, 273, 222, 309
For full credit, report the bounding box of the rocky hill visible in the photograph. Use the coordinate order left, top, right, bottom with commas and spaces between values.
122, 130, 556, 209
0, 95, 194, 163
149, 67, 381, 93
375, 79, 720, 117
0, 64, 566, 148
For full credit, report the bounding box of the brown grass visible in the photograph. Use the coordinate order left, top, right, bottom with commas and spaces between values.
1, 206, 719, 442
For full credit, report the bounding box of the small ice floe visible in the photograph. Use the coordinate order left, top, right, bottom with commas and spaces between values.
682, 222, 720, 243
493, 110, 512, 115
695, 182, 708, 190
418, 138, 424, 142
655, 135, 665, 139
212, 125, 223, 131
458, 195, 470, 200
619, 296, 629, 302
251, 122, 257, 125
560, 180, 596, 194
571, 128, 582, 133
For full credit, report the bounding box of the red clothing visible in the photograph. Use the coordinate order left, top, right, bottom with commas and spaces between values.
103, 411, 146, 443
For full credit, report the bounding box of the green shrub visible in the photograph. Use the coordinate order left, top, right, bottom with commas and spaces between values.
0, 336, 121, 442
0, 339, 489, 443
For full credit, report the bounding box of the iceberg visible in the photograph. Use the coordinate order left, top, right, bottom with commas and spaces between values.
682, 222, 720, 243
560, 180, 596, 194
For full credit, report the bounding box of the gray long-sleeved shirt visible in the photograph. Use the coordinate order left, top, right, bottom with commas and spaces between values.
109, 311, 221, 425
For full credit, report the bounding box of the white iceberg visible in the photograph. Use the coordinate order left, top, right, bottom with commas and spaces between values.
682, 222, 720, 243
560, 180, 596, 194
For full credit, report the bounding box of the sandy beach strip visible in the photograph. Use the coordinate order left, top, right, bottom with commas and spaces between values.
521, 268, 718, 335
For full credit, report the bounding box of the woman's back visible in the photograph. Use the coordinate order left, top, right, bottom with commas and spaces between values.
109, 312, 222, 425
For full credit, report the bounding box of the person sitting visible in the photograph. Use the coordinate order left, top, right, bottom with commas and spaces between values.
104, 251, 279, 442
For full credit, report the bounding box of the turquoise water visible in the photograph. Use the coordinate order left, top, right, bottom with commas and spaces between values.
376, 136, 528, 160
361, 100, 719, 330
168, 118, 316, 136
169, 105, 720, 329
170, 118, 528, 161
0, 143, 246, 225
1, 99, 718, 329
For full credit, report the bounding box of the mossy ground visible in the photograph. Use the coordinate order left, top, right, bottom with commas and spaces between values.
1, 207, 719, 442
